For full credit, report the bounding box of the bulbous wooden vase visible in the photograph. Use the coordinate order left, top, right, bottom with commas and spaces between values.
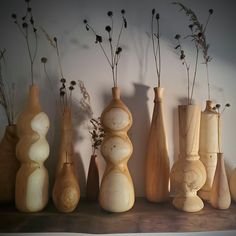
145, 87, 170, 202
86, 154, 99, 201
15, 85, 50, 212
210, 153, 231, 209
170, 105, 206, 212
198, 100, 218, 201
53, 162, 80, 213
53, 107, 80, 212
99, 87, 135, 213
0, 125, 19, 203
230, 167, 236, 202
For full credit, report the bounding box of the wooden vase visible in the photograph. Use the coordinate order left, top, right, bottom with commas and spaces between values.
15, 85, 50, 212
145, 87, 170, 202
53, 106, 80, 212
210, 153, 231, 209
0, 125, 19, 203
198, 100, 218, 201
170, 105, 206, 212
86, 154, 99, 201
230, 168, 236, 202
53, 162, 80, 213
99, 87, 135, 213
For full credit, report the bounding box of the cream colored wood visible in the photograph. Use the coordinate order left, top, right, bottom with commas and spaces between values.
99, 87, 135, 213
145, 87, 170, 203
170, 105, 206, 212
210, 153, 231, 209
0, 125, 19, 203
199, 100, 218, 201
230, 168, 236, 202
15, 85, 49, 212
53, 106, 80, 212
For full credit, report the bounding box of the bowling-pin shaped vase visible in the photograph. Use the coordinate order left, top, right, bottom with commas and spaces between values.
145, 87, 170, 202
53, 106, 80, 212
198, 100, 218, 201
99, 87, 135, 212
171, 105, 206, 212
15, 85, 50, 212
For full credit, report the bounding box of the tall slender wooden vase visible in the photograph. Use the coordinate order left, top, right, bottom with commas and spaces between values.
145, 87, 169, 202
15, 85, 50, 212
99, 87, 135, 212
0, 125, 19, 203
198, 100, 218, 201
53, 107, 80, 213
170, 105, 206, 212
210, 153, 231, 209
86, 154, 99, 201
230, 168, 236, 202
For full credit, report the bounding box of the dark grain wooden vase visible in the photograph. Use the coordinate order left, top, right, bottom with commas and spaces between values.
86, 154, 99, 201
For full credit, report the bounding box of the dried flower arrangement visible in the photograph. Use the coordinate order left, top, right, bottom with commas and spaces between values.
11, 0, 38, 85
41, 36, 77, 115
0, 49, 15, 126
83, 9, 127, 87
151, 9, 161, 87
173, 2, 213, 104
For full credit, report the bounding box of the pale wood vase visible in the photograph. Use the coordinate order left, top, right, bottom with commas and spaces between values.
0, 125, 19, 203
145, 87, 170, 202
198, 100, 218, 201
53, 107, 80, 212
99, 87, 135, 213
210, 153, 231, 209
86, 154, 99, 201
15, 85, 50, 212
170, 105, 206, 212
230, 168, 236, 202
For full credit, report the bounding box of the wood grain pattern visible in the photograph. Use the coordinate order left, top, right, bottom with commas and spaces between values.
0, 125, 19, 203
199, 100, 218, 201
146, 87, 170, 203
210, 153, 231, 209
99, 87, 135, 212
53, 107, 80, 212
15, 85, 49, 212
171, 105, 206, 212
0, 198, 236, 233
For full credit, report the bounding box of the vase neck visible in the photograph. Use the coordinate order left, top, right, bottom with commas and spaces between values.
154, 87, 164, 103
112, 87, 120, 100
205, 100, 214, 112
27, 84, 41, 109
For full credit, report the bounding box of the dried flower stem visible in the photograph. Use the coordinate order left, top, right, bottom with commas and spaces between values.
151, 10, 161, 87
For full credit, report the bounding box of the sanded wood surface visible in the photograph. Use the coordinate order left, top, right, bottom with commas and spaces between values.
0, 198, 236, 233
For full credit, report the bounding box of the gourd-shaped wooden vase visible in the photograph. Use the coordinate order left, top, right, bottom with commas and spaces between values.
0, 125, 19, 203
210, 153, 231, 209
86, 154, 99, 201
198, 100, 218, 201
145, 87, 170, 202
99, 87, 135, 212
15, 85, 50, 212
170, 105, 206, 212
230, 167, 236, 202
53, 107, 80, 212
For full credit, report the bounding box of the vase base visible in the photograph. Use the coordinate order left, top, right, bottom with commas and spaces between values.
173, 195, 204, 212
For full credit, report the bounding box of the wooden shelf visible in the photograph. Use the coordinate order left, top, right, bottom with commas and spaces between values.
0, 198, 236, 233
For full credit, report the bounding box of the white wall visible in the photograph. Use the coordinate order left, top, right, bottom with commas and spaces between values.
0, 0, 236, 197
